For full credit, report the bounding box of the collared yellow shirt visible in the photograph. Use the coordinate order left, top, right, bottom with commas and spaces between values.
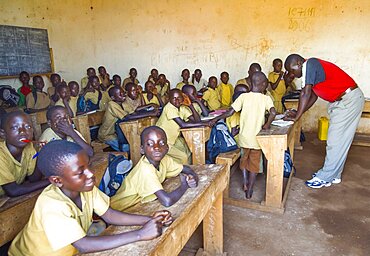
40, 128, 86, 143
122, 77, 139, 88
55, 96, 78, 117
142, 93, 160, 105
182, 102, 203, 121
226, 112, 240, 145
202, 87, 221, 111
156, 102, 192, 145
84, 90, 100, 105
81, 76, 102, 89
231, 92, 274, 149
0, 141, 36, 196
9, 185, 109, 256
26, 91, 51, 110
111, 155, 183, 211
98, 101, 128, 142
100, 85, 114, 111
121, 96, 141, 114
217, 83, 234, 108
176, 81, 193, 90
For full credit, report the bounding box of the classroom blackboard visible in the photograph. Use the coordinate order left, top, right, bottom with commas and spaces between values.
0, 25, 52, 77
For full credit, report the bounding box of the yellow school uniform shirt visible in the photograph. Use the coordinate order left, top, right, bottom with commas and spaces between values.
0, 141, 36, 196
26, 91, 51, 110
156, 83, 169, 97
81, 76, 102, 89
142, 93, 160, 105
100, 85, 114, 111
176, 81, 193, 90
182, 102, 203, 120
217, 83, 234, 108
226, 112, 240, 145
47, 87, 55, 98
9, 185, 109, 256
84, 90, 100, 105
40, 127, 86, 143
121, 96, 141, 114
122, 77, 139, 88
236, 78, 251, 90
202, 87, 221, 111
55, 97, 78, 117
231, 92, 274, 149
98, 101, 128, 142
268, 72, 286, 113
111, 155, 182, 211
156, 103, 192, 145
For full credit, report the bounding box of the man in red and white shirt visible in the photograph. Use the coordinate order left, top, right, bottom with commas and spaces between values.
284, 54, 365, 189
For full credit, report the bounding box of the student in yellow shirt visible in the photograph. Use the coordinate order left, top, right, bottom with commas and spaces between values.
148, 68, 159, 84
123, 68, 140, 88
111, 126, 198, 211
48, 73, 62, 104
40, 106, 93, 156
142, 80, 164, 107
55, 82, 75, 118
176, 69, 193, 90
26, 76, 51, 113
212, 72, 276, 199
156, 74, 170, 104
98, 66, 111, 89
0, 111, 49, 197
268, 58, 287, 113
81, 67, 100, 89
202, 76, 221, 111
182, 84, 209, 118
236, 63, 262, 91
68, 81, 80, 116
225, 84, 249, 145
122, 83, 147, 114
156, 89, 211, 164
98, 86, 158, 152
217, 71, 234, 108
9, 140, 172, 256
81, 76, 103, 112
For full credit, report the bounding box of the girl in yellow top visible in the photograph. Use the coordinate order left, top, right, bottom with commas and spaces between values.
217, 71, 234, 108
142, 80, 164, 107
268, 58, 286, 113
202, 76, 221, 111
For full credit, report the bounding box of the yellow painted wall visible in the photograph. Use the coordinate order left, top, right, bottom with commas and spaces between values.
1, 0, 370, 132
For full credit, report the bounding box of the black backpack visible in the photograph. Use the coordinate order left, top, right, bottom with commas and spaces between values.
0, 86, 20, 107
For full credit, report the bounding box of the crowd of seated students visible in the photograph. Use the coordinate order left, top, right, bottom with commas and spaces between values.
0, 59, 298, 255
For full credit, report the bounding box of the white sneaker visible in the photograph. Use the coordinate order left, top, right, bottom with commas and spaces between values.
312, 173, 341, 184
305, 177, 332, 189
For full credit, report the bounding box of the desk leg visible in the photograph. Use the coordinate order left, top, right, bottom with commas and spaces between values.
182, 130, 206, 164
258, 137, 285, 208
203, 193, 223, 255
295, 118, 303, 150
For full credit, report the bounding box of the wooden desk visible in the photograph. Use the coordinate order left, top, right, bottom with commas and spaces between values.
284, 99, 303, 150
81, 164, 229, 256
0, 152, 122, 247
119, 117, 158, 166
224, 123, 296, 214
181, 126, 211, 164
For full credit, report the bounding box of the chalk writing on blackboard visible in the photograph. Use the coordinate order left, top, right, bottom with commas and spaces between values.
0, 25, 52, 77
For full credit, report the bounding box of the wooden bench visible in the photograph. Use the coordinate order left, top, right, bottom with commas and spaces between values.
80, 164, 229, 256
0, 152, 124, 247
216, 148, 241, 198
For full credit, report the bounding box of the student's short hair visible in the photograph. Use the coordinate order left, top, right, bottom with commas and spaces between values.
37, 140, 84, 177
181, 69, 190, 74
98, 66, 105, 70
46, 106, 66, 121
158, 74, 166, 79
125, 82, 137, 92
249, 63, 262, 71
32, 75, 42, 83
140, 126, 167, 146
87, 67, 95, 72
220, 71, 229, 77
182, 84, 196, 94
194, 69, 201, 73
19, 71, 29, 77
129, 67, 137, 72
284, 54, 304, 70
68, 81, 79, 87
251, 71, 267, 86
50, 73, 61, 80
112, 74, 121, 80
273, 58, 283, 65
0, 111, 28, 130
56, 82, 68, 93
169, 88, 182, 98
108, 86, 120, 97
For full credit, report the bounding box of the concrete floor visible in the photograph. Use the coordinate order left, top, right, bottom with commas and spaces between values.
181, 133, 370, 256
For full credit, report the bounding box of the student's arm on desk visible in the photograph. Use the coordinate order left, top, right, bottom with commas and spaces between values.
2, 172, 49, 197
72, 215, 164, 253
181, 165, 199, 186
173, 117, 211, 128
155, 174, 191, 207
284, 85, 317, 121
262, 107, 276, 130
208, 107, 235, 126
124, 109, 160, 121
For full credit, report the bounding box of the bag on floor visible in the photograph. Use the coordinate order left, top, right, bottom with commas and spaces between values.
99, 153, 132, 197
284, 149, 296, 178
206, 121, 238, 164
